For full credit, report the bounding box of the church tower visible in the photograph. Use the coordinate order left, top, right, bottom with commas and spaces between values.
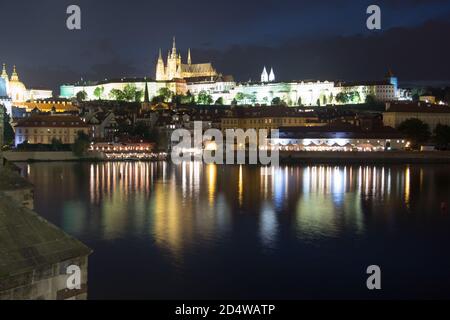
155, 49, 166, 81
269, 68, 275, 82
1, 63, 9, 95
261, 66, 269, 82
187, 49, 192, 65
167, 37, 180, 80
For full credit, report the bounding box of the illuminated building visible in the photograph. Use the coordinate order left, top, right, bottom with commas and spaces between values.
155, 37, 218, 81
383, 102, 450, 131
261, 67, 275, 83
57, 36, 399, 106
14, 115, 89, 146
14, 99, 77, 112
269, 124, 409, 152
221, 106, 325, 134
1, 64, 53, 109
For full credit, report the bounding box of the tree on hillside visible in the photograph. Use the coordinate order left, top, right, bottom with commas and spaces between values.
76, 90, 87, 103
271, 97, 282, 105
158, 87, 173, 103
398, 118, 431, 149
365, 94, 376, 105
123, 84, 138, 102
197, 91, 213, 105
1, 106, 14, 146
94, 86, 104, 100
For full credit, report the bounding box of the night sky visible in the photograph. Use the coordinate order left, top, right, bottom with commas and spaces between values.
0, 0, 449, 91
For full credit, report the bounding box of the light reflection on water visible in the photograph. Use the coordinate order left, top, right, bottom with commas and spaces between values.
17, 161, 450, 299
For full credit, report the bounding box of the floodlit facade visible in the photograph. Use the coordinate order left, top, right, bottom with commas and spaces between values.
1, 64, 53, 108
58, 38, 400, 106
155, 38, 218, 81
269, 125, 409, 152
14, 115, 89, 146
383, 102, 450, 131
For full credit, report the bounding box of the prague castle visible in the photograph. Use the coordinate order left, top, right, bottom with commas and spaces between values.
59, 37, 401, 106
155, 37, 218, 81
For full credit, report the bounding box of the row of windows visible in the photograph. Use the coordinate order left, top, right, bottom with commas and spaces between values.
223, 118, 307, 125
16, 128, 82, 135
16, 135, 77, 144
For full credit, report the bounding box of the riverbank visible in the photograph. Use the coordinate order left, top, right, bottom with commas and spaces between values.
0, 166, 92, 300
3, 151, 104, 162
279, 151, 450, 164
5, 150, 450, 164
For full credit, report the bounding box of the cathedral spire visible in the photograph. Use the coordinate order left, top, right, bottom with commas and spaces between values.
172, 36, 177, 56
269, 67, 275, 82
187, 49, 192, 65
261, 66, 269, 83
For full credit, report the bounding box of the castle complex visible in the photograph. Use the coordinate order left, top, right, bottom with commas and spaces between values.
59, 37, 400, 107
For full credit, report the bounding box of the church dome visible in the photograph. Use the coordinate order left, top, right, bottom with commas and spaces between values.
8, 65, 27, 102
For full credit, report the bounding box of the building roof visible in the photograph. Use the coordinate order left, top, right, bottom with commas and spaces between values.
338, 80, 392, 87
15, 115, 89, 128
225, 106, 318, 119
277, 123, 405, 139
181, 63, 216, 74
384, 102, 450, 113
0, 170, 92, 285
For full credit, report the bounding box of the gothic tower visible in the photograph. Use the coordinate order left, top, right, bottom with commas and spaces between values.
261, 66, 269, 82
269, 68, 275, 82
155, 49, 166, 81
187, 49, 192, 65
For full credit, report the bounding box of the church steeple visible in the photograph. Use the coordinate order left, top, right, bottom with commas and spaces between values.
261, 66, 269, 82
11, 65, 19, 81
269, 67, 275, 82
172, 36, 177, 57
1, 63, 8, 80
155, 49, 166, 81
187, 49, 192, 65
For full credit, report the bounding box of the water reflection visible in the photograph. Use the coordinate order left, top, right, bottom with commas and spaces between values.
19, 162, 448, 260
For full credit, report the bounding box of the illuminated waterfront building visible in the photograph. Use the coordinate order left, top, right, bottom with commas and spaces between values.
383, 101, 450, 131
269, 123, 409, 152
14, 115, 89, 146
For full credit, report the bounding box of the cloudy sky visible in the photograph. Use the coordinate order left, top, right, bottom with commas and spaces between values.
0, 0, 449, 90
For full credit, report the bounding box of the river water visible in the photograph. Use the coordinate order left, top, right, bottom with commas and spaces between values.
16, 162, 450, 299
